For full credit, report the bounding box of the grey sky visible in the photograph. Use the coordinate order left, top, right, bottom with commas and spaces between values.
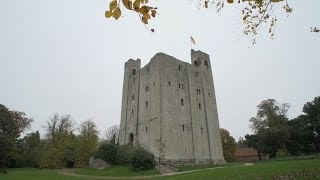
0, 0, 319, 139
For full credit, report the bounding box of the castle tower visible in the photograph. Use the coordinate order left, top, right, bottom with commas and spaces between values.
118, 50, 225, 165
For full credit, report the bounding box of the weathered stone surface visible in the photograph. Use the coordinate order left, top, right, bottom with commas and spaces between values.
89, 157, 111, 169
119, 50, 225, 165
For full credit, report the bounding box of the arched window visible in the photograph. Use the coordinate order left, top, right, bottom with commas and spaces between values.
181, 99, 184, 106
129, 133, 134, 144
204, 60, 209, 68
178, 65, 182, 71
132, 69, 136, 75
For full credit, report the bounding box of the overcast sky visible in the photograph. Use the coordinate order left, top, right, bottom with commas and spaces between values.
0, 0, 319, 139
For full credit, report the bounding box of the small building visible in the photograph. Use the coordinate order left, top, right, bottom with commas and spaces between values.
235, 148, 268, 163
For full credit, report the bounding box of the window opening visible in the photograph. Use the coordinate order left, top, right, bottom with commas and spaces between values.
146, 126, 148, 133
204, 60, 208, 68
146, 67, 150, 73
168, 81, 171, 86
195, 72, 199, 77
182, 125, 185, 132
153, 82, 155, 87
129, 133, 134, 144
181, 99, 184, 106
145, 101, 148, 108
201, 127, 204, 134
178, 65, 182, 71
145, 86, 149, 92
194, 61, 198, 66
132, 69, 136, 75
131, 109, 134, 114
199, 103, 201, 109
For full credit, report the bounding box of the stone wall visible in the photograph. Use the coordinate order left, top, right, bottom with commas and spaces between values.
118, 50, 225, 165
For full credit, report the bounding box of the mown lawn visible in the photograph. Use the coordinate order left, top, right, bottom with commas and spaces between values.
1, 159, 320, 180
74, 166, 159, 176
158, 159, 320, 180
0, 168, 84, 180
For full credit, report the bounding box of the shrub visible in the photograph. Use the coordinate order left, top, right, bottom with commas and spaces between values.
276, 149, 291, 158
116, 144, 136, 165
94, 142, 118, 164
130, 147, 155, 171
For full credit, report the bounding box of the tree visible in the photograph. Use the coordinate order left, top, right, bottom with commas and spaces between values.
105, 125, 119, 145
103, 0, 309, 44
15, 131, 41, 167
249, 99, 290, 157
74, 120, 99, 167
41, 114, 75, 168
301, 96, 320, 153
220, 128, 236, 162
0, 104, 33, 167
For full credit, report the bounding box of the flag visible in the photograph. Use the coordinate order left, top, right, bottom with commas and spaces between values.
190, 35, 196, 45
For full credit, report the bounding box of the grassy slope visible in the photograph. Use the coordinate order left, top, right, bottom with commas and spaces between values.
74, 166, 159, 176
1, 159, 320, 180
0, 168, 84, 180
158, 159, 320, 180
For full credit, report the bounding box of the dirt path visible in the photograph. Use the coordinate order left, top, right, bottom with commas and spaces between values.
57, 163, 254, 179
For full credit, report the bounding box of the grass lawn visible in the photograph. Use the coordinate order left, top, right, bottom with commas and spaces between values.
74, 166, 159, 176
158, 159, 320, 179
0, 168, 84, 180
174, 162, 243, 172
1, 159, 320, 179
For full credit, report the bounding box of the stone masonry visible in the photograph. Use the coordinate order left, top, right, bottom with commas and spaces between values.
118, 49, 225, 165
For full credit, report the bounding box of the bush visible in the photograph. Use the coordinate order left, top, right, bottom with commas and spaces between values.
94, 143, 118, 164
116, 144, 136, 165
130, 147, 155, 171
276, 149, 291, 158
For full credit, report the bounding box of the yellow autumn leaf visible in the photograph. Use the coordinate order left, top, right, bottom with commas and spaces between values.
133, 0, 140, 11
143, 12, 151, 19
105, 10, 113, 18
109, 0, 117, 11
227, 0, 234, 3
141, 17, 148, 24
113, 7, 121, 20
139, 6, 149, 15
151, 9, 156, 17
122, 0, 133, 10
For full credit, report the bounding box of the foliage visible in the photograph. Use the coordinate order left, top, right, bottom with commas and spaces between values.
248, 99, 290, 157
0, 104, 33, 168
14, 131, 42, 168
116, 144, 136, 165
104, 0, 298, 43
130, 147, 155, 171
302, 96, 320, 153
94, 142, 118, 164
41, 114, 76, 168
74, 120, 99, 167
105, 125, 119, 145
220, 128, 236, 162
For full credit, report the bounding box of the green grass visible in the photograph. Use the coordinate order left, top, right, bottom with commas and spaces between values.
0, 168, 84, 180
157, 159, 320, 179
74, 166, 159, 176
1, 159, 320, 180
174, 162, 243, 172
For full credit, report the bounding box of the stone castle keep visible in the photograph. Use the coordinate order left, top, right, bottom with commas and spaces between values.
119, 50, 225, 165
